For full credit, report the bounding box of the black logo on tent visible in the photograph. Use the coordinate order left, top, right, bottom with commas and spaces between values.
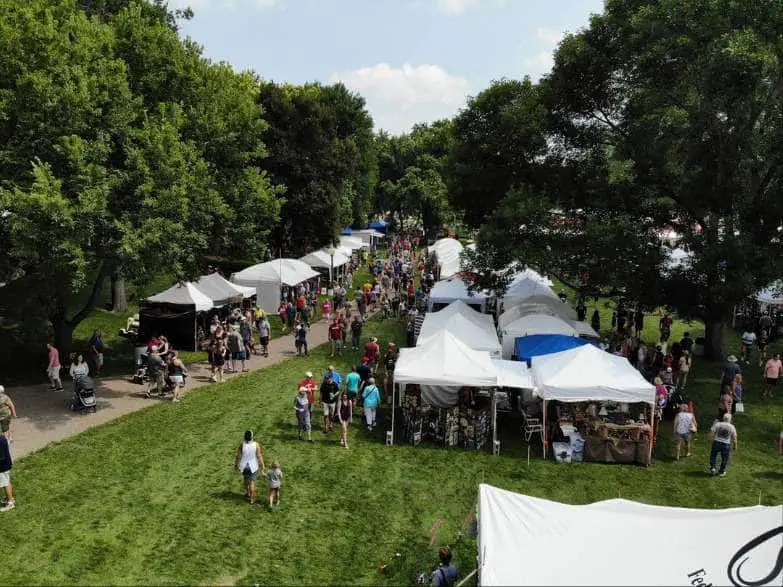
727, 526, 783, 586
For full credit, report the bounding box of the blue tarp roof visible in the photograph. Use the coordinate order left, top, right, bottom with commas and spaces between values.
514, 334, 592, 367
368, 220, 387, 232
341, 227, 353, 235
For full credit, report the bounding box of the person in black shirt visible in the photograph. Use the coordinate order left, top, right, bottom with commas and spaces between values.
320, 376, 340, 433
680, 331, 694, 354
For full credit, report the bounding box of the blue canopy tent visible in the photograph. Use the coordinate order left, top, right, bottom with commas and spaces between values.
368, 219, 387, 233
341, 227, 353, 236
514, 334, 592, 367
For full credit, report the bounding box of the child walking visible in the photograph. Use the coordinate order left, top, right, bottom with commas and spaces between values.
267, 460, 283, 509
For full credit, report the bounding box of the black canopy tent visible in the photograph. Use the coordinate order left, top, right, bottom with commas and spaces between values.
139, 282, 215, 351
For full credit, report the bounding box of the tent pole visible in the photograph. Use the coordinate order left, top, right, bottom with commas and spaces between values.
390, 382, 396, 446
194, 313, 198, 352
648, 403, 654, 465
542, 399, 547, 459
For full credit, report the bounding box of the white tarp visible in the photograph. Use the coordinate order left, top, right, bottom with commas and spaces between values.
395, 330, 499, 388
532, 344, 655, 404
498, 298, 577, 329
499, 314, 578, 360
192, 273, 253, 306
299, 249, 350, 269
755, 281, 783, 305
478, 483, 783, 587
418, 311, 501, 358
507, 267, 553, 287
502, 277, 559, 307
491, 360, 534, 390
431, 238, 464, 278
428, 278, 491, 313
231, 259, 320, 313
145, 282, 214, 312
339, 236, 365, 250
352, 229, 384, 246
571, 320, 600, 338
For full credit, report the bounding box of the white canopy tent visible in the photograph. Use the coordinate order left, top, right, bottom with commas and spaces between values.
755, 281, 783, 305
532, 344, 655, 405
299, 249, 350, 269
352, 229, 384, 247
501, 277, 560, 310
391, 330, 499, 443
491, 359, 534, 390
192, 273, 254, 307
428, 278, 492, 313
507, 267, 553, 287
418, 311, 502, 358
146, 282, 214, 311
498, 298, 578, 329
339, 236, 366, 251
499, 314, 578, 360
571, 320, 600, 338
231, 259, 320, 313
478, 483, 783, 586
430, 237, 464, 279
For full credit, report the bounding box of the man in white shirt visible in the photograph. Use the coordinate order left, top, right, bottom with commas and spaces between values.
740, 329, 757, 364
708, 413, 738, 477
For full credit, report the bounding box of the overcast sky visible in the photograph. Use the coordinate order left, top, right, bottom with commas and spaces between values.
166, 0, 605, 134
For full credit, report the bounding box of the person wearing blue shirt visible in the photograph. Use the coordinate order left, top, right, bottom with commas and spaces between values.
323, 366, 342, 387
432, 546, 458, 587
361, 378, 381, 430
345, 366, 361, 407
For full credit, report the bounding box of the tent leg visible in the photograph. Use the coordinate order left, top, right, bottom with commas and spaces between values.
194, 315, 198, 352
648, 404, 654, 466
542, 399, 547, 459
390, 383, 396, 446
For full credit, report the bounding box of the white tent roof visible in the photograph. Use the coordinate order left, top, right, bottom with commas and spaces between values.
231, 258, 320, 287
145, 282, 214, 311
353, 228, 385, 238
571, 320, 600, 338
500, 314, 578, 338
499, 298, 577, 328
192, 273, 252, 306
423, 299, 492, 329
418, 312, 501, 356
478, 484, 783, 587
339, 236, 365, 250
429, 278, 491, 306
755, 281, 783, 304
431, 238, 464, 278
507, 267, 553, 287
503, 277, 559, 305
299, 249, 350, 269
491, 360, 534, 389
532, 344, 655, 404
395, 330, 499, 387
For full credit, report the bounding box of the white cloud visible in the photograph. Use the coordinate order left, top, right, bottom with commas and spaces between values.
522, 51, 554, 80
536, 26, 564, 45
330, 63, 470, 134
433, 0, 505, 16
165, 0, 280, 12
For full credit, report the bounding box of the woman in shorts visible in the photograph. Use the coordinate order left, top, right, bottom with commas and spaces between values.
167, 352, 188, 403
235, 430, 264, 505
337, 392, 352, 449
672, 404, 695, 460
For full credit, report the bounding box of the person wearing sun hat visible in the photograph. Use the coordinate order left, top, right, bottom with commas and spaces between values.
298, 372, 317, 417
720, 354, 741, 391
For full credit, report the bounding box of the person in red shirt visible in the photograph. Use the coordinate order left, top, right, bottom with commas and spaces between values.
328, 318, 343, 357
364, 336, 380, 366
295, 294, 306, 321
298, 372, 317, 417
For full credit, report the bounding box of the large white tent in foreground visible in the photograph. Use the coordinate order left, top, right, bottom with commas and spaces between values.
478, 483, 783, 586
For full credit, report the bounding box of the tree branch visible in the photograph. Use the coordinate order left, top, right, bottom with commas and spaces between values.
67, 260, 110, 327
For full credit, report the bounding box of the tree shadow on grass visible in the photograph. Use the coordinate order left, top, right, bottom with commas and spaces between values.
751, 471, 783, 481
682, 470, 713, 478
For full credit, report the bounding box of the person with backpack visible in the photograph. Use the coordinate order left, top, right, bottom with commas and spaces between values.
431, 546, 458, 587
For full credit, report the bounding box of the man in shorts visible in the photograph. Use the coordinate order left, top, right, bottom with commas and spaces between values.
146, 346, 166, 397
328, 318, 343, 357
0, 432, 14, 512
46, 343, 64, 392
320, 374, 340, 433
763, 352, 781, 398
257, 315, 271, 357
345, 365, 361, 408
0, 386, 16, 441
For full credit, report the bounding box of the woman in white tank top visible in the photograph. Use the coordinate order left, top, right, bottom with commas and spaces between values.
235, 430, 264, 504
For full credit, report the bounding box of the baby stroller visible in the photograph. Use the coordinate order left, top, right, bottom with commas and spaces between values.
71, 375, 97, 413
132, 346, 149, 385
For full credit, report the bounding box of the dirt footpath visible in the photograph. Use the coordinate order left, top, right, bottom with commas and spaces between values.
5, 318, 335, 459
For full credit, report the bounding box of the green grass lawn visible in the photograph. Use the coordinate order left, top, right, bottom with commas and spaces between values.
3, 305, 781, 586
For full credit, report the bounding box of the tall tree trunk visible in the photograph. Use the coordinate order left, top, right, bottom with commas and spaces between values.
704, 318, 727, 362
51, 314, 75, 363
111, 269, 128, 312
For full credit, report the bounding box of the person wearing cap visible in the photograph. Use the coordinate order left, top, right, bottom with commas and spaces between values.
298, 372, 317, 417
720, 355, 741, 390
0, 386, 16, 442
294, 388, 312, 441
361, 377, 381, 431
708, 413, 738, 477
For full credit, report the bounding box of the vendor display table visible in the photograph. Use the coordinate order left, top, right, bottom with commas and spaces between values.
584, 436, 650, 465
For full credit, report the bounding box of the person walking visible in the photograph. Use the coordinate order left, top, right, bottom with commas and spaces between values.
320, 372, 340, 433
234, 430, 265, 505
267, 460, 283, 510
167, 352, 188, 403
0, 433, 14, 512
227, 325, 247, 373
672, 404, 696, 460
431, 546, 458, 587
46, 343, 64, 392
762, 352, 781, 398
0, 386, 16, 442
257, 315, 271, 357
345, 365, 361, 408
350, 315, 363, 351
328, 317, 343, 357
294, 387, 312, 442
677, 350, 692, 390
708, 413, 738, 477
88, 329, 105, 376
337, 392, 353, 448
361, 377, 381, 431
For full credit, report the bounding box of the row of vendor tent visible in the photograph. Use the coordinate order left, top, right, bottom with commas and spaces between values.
755, 280, 783, 305
140, 273, 256, 351
299, 249, 351, 271
428, 277, 493, 313
391, 327, 655, 431
477, 484, 783, 586
418, 300, 501, 357
339, 228, 385, 246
